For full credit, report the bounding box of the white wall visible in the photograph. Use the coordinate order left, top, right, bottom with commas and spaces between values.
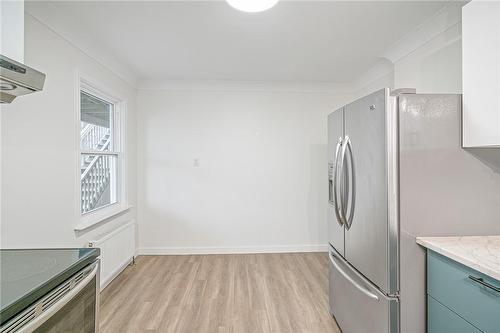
135, 2, 465, 255
0, 14, 137, 248
0, 1, 470, 257
353, 20, 461, 96
354, 22, 460, 98
355, 2, 463, 95
137, 87, 351, 254
394, 22, 462, 93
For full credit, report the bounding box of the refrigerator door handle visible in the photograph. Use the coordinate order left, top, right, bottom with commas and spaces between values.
329, 250, 379, 302
333, 137, 345, 226
343, 136, 356, 229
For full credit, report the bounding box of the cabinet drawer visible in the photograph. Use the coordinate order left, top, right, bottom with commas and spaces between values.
428, 296, 482, 333
427, 251, 500, 333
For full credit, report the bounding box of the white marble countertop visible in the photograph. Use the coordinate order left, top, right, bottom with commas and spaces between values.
416, 236, 500, 281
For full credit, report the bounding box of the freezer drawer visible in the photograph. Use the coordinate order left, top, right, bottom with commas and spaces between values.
329, 248, 399, 333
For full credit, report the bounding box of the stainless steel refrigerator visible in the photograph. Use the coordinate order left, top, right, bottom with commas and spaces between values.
327, 88, 500, 333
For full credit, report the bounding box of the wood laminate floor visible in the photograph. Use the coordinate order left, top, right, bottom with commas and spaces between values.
99, 253, 341, 333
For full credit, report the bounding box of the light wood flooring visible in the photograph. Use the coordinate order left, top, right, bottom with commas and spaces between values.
99, 253, 341, 333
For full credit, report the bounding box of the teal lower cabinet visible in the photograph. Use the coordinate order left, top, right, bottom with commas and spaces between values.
428, 296, 482, 333
426, 250, 500, 333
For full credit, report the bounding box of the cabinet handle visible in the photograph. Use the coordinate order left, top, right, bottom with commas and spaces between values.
468, 275, 500, 293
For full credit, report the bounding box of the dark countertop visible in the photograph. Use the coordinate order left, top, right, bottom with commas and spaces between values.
0, 248, 100, 326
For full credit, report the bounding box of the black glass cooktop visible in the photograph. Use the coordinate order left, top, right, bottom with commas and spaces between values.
0, 248, 100, 326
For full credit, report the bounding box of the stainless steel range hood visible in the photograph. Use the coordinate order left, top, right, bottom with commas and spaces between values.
0, 55, 46, 104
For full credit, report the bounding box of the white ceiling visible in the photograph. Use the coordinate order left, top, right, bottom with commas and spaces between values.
37, 1, 451, 83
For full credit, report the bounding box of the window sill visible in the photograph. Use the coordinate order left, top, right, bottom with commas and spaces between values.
74, 204, 132, 231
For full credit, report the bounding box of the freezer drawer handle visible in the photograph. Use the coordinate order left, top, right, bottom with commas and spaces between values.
328, 251, 379, 302
468, 275, 500, 293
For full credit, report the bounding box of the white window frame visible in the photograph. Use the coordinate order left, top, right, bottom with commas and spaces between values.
75, 75, 129, 231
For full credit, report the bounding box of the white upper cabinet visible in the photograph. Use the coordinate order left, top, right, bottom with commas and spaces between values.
462, 1, 500, 148
0, 0, 24, 63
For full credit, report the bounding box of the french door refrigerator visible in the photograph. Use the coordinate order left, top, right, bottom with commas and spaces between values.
328, 87, 399, 333
327, 88, 500, 333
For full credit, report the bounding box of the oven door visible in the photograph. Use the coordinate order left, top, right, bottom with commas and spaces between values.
2, 260, 100, 333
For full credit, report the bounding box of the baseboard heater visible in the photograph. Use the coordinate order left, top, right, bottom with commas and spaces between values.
88, 220, 136, 290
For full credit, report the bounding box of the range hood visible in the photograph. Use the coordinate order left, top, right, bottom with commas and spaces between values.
0, 55, 46, 104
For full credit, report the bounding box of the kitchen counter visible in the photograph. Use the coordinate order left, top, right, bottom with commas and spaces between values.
416, 236, 500, 281
0, 248, 100, 326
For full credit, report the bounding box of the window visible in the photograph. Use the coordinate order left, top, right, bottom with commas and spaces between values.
79, 81, 124, 218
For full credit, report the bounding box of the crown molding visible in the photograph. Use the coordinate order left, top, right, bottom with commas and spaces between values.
137, 79, 355, 94
25, 1, 138, 88
381, 0, 465, 64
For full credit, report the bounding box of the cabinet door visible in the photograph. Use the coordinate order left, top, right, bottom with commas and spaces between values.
428, 296, 482, 333
427, 250, 500, 333
462, 1, 500, 147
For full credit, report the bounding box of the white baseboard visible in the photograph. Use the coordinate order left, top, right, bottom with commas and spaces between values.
138, 244, 328, 255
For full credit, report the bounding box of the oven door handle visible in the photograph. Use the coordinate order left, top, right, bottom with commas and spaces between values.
18, 262, 99, 333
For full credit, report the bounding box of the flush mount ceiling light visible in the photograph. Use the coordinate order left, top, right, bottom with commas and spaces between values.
226, 0, 279, 13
